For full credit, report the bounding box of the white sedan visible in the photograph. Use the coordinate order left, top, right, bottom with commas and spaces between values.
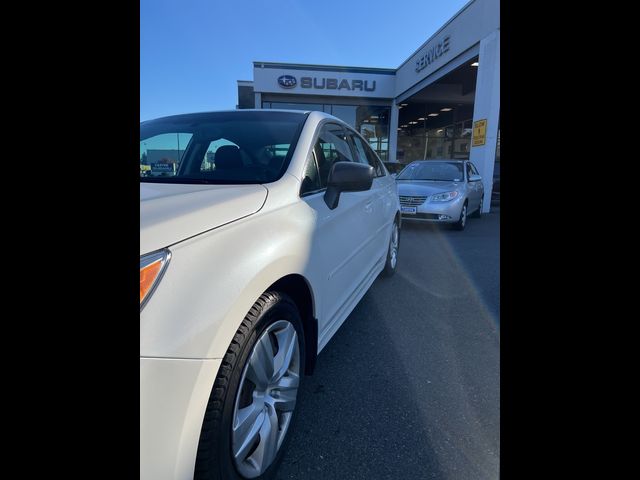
140, 110, 401, 480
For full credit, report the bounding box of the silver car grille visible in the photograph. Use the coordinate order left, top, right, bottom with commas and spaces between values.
399, 195, 427, 206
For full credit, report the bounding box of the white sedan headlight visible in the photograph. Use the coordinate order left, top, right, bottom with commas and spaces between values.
430, 191, 459, 202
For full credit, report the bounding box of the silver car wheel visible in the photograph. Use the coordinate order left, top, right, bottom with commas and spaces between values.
232, 320, 300, 478
389, 222, 399, 269
461, 204, 467, 227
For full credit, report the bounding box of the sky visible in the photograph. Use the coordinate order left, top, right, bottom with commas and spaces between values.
140, 0, 470, 122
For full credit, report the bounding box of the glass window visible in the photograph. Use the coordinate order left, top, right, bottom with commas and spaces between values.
262, 102, 390, 161
266, 102, 324, 112
454, 139, 469, 158
140, 133, 192, 177
445, 126, 454, 138
312, 123, 354, 190
398, 113, 474, 162
350, 132, 385, 177
331, 105, 357, 126
347, 132, 371, 166
363, 142, 386, 177
469, 162, 479, 176
300, 150, 322, 196
397, 161, 464, 182
317, 123, 353, 164
355, 106, 390, 162
200, 139, 239, 172
140, 111, 307, 184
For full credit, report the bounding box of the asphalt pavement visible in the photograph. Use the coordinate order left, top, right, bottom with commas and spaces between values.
276, 210, 500, 480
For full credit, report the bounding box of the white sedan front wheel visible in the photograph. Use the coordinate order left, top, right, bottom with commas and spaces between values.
232, 320, 300, 478
194, 292, 304, 480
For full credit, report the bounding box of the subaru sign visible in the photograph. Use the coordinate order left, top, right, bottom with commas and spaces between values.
277, 75, 297, 89
256, 66, 395, 97
278, 75, 376, 92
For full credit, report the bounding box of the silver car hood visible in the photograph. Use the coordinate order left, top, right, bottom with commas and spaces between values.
396, 180, 463, 197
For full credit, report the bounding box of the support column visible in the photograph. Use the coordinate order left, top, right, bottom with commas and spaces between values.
254, 92, 262, 109
388, 103, 399, 163
469, 30, 500, 212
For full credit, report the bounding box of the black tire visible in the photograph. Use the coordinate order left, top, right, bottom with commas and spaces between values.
194, 292, 305, 480
471, 197, 483, 218
453, 202, 468, 231
381, 218, 400, 277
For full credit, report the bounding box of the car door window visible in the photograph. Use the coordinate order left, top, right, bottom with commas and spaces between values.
466, 163, 474, 181
347, 132, 371, 167
314, 123, 354, 189
470, 162, 480, 176
348, 130, 386, 178
362, 140, 386, 177
300, 149, 322, 196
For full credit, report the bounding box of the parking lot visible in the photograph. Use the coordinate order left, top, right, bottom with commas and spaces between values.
277, 210, 500, 479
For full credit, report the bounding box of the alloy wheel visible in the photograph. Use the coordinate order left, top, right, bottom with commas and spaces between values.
231, 320, 300, 478
389, 223, 399, 269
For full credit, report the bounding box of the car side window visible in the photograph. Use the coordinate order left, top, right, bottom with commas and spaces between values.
313, 123, 354, 190
362, 141, 386, 177
349, 132, 385, 177
300, 149, 322, 196
470, 162, 480, 176
466, 162, 474, 180
347, 132, 370, 167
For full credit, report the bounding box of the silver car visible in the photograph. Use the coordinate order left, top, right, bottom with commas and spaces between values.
396, 160, 484, 230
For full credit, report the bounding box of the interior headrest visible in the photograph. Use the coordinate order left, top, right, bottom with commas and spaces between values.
215, 145, 242, 169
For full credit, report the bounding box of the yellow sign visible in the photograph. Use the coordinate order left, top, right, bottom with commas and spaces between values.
472, 119, 487, 147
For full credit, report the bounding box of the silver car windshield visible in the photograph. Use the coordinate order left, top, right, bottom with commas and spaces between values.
397, 162, 464, 182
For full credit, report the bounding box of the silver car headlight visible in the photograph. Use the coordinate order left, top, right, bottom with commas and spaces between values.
140, 249, 171, 310
430, 191, 459, 202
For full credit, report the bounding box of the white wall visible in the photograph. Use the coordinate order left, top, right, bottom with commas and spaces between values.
395, 0, 499, 99
469, 30, 500, 213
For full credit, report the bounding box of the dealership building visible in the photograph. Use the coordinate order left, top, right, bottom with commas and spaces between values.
237, 0, 499, 211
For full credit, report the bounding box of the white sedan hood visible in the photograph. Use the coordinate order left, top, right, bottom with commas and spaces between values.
140, 183, 268, 255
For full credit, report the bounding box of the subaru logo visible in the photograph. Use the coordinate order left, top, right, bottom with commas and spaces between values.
277, 75, 297, 89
